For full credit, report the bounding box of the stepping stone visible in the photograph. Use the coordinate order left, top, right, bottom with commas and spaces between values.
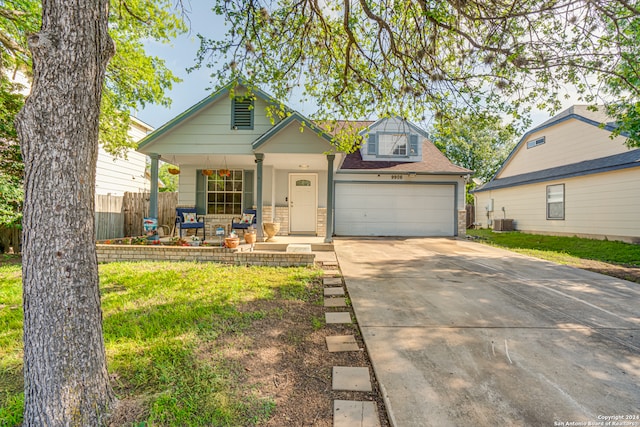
326, 335, 359, 352
324, 287, 345, 296
286, 244, 312, 253
323, 261, 339, 268
332, 366, 372, 391
323, 269, 341, 277
334, 400, 380, 427
324, 297, 347, 307
323, 277, 342, 286
325, 312, 352, 324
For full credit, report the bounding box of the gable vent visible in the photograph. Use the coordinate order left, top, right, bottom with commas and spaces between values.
232, 97, 254, 130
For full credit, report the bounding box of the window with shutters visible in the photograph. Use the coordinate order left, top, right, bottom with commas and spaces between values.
206, 170, 244, 215
364, 129, 421, 160
231, 97, 254, 130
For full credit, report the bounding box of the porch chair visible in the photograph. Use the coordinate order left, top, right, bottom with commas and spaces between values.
175, 207, 205, 239
231, 209, 257, 234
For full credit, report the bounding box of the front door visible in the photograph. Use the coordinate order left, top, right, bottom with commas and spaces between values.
289, 173, 317, 234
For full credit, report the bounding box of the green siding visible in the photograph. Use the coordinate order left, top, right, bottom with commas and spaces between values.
139, 95, 276, 155
253, 121, 334, 154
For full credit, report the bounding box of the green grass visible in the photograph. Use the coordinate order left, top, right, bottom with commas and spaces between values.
0, 261, 321, 426
467, 229, 640, 267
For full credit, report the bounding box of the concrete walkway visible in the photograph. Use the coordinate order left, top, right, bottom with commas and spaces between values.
334, 237, 640, 427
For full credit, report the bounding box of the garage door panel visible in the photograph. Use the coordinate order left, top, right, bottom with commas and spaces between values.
335, 183, 455, 236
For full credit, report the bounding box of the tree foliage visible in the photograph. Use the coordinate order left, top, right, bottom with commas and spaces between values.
0, 0, 185, 227
158, 162, 179, 192
430, 114, 517, 203
197, 0, 640, 147
0, 0, 185, 155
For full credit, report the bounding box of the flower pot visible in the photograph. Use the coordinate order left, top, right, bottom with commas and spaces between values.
201, 169, 214, 176
244, 232, 257, 244
168, 167, 180, 175
225, 237, 240, 248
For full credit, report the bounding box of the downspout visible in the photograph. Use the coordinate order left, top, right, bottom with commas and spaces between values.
325, 154, 335, 243
255, 153, 264, 240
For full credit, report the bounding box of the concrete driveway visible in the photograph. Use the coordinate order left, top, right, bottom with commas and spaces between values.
334, 238, 640, 427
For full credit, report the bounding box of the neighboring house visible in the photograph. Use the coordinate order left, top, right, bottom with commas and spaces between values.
137, 80, 471, 240
7, 69, 153, 196
473, 105, 640, 243
95, 117, 153, 195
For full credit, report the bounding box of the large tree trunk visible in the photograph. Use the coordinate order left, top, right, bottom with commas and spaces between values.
15, 1, 116, 425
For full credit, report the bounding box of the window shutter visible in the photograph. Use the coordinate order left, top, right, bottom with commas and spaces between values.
243, 170, 254, 210
232, 98, 254, 130
409, 134, 419, 155
367, 133, 377, 155
195, 170, 206, 215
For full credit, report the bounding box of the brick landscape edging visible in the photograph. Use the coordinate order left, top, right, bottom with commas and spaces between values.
96, 244, 315, 266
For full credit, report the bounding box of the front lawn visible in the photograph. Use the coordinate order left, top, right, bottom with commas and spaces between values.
467, 229, 640, 283
0, 261, 323, 426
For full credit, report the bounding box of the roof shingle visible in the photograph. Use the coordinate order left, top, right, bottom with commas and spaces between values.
340, 139, 472, 174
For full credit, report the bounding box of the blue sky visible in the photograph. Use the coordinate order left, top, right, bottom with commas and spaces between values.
136, 3, 567, 131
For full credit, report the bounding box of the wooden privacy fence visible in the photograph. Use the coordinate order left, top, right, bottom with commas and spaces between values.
465, 204, 475, 229
0, 226, 21, 253
0, 192, 177, 251
122, 192, 177, 237
95, 192, 177, 240
95, 194, 125, 241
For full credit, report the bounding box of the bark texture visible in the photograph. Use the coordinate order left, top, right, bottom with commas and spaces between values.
15, 1, 116, 425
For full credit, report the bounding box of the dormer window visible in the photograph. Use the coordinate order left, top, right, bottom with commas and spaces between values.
232, 97, 254, 130
380, 134, 408, 156
367, 132, 419, 157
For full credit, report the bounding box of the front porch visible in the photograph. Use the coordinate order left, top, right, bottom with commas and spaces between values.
192, 206, 328, 240
137, 81, 342, 245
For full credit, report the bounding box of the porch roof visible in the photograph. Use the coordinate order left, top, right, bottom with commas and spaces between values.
252, 112, 335, 150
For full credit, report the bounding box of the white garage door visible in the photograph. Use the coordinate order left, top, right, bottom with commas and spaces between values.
335, 183, 455, 236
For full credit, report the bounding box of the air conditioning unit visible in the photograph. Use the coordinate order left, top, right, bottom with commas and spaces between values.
493, 219, 514, 231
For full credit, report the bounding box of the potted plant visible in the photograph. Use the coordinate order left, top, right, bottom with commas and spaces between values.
244, 226, 257, 244
224, 231, 240, 248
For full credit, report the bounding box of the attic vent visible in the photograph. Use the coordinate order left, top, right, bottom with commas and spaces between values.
232, 97, 254, 130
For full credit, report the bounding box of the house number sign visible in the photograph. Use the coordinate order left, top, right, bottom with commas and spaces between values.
391, 174, 404, 180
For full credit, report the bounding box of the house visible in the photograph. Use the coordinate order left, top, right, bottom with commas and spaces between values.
95, 117, 153, 195
136, 80, 471, 240
473, 105, 640, 243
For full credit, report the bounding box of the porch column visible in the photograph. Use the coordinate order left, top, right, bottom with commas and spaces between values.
149, 153, 160, 220
325, 154, 335, 243
255, 153, 264, 240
